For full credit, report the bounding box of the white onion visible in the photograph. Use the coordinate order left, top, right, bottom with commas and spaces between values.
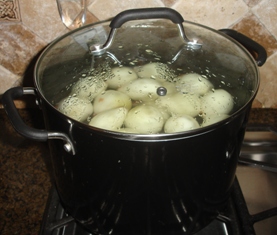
58, 96, 93, 122
164, 115, 200, 133
71, 76, 107, 101
201, 89, 234, 116
124, 105, 164, 134
118, 78, 162, 102
202, 114, 230, 127
156, 92, 201, 117
176, 73, 213, 95
93, 90, 132, 114
89, 107, 128, 131
106, 66, 138, 89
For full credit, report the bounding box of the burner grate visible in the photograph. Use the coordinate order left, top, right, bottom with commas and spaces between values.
40, 179, 246, 235
39, 187, 91, 235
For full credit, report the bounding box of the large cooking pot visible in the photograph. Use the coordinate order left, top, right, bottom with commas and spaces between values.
2, 8, 266, 235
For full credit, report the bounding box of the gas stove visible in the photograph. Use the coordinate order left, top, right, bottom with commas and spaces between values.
39, 124, 277, 235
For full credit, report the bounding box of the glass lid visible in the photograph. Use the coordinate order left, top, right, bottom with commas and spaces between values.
35, 8, 259, 135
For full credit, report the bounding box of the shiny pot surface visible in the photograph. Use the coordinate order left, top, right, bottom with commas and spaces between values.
2, 8, 266, 235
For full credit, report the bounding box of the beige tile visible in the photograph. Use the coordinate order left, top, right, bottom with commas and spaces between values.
0, 0, 20, 22
232, 12, 277, 57
255, 53, 277, 108
19, 0, 67, 43
88, 0, 164, 20
84, 11, 99, 26
172, 0, 248, 29
251, 98, 263, 108
0, 65, 21, 95
161, 0, 178, 7
0, 23, 46, 76
253, 0, 277, 39
243, 0, 263, 7
0, 0, 276, 110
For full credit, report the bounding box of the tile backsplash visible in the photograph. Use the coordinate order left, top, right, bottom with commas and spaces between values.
0, 0, 276, 108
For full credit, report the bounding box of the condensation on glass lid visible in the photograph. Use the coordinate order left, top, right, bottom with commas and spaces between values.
57, 61, 235, 134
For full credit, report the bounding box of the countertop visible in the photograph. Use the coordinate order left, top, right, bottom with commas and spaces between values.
0, 108, 277, 235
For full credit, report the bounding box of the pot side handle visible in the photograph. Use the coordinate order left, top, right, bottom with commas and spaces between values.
2, 87, 48, 141
219, 29, 267, 66
2, 87, 76, 155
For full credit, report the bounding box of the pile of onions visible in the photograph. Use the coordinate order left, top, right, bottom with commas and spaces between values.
57, 62, 234, 134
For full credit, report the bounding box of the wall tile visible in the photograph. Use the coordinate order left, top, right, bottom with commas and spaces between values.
252, 0, 277, 39
172, 0, 248, 29
0, 0, 20, 22
243, 0, 263, 7
83, 11, 99, 26
251, 98, 263, 108
255, 53, 277, 108
0, 24, 46, 76
19, 0, 67, 43
161, 0, 178, 7
0, 65, 20, 94
0, 0, 276, 108
88, 0, 164, 20
232, 12, 277, 57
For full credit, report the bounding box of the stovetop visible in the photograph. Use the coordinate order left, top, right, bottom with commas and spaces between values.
39, 124, 277, 235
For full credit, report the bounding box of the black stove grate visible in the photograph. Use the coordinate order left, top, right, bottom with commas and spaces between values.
232, 173, 277, 235
40, 177, 265, 235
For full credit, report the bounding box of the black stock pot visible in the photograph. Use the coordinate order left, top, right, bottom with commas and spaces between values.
2, 8, 266, 235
